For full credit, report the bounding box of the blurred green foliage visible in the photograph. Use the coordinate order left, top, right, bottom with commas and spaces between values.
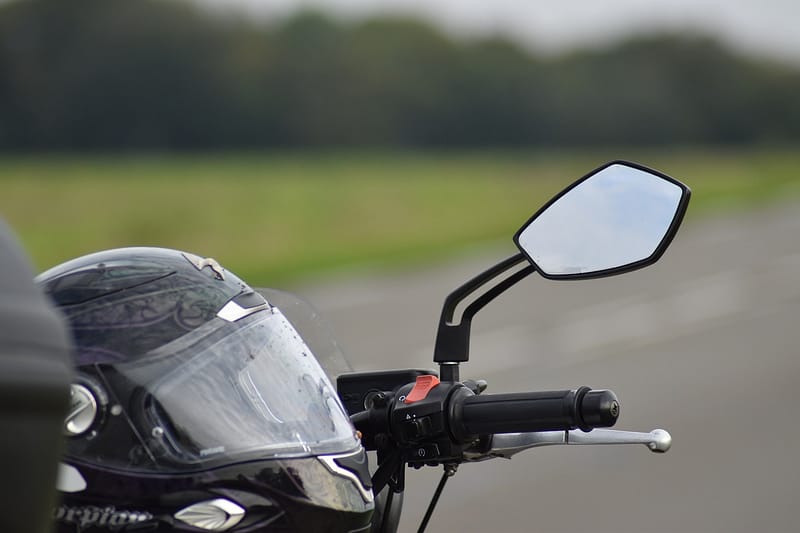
2, 1, 798, 284
2, 149, 798, 285
1, 0, 800, 149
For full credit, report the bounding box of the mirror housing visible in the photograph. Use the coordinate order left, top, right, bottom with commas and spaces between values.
433, 161, 690, 379
514, 161, 690, 280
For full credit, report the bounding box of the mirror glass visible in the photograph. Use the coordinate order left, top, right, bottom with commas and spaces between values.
515, 163, 685, 278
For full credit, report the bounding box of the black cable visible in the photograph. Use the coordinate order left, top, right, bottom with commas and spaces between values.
380, 489, 395, 532
417, 469, 451, 533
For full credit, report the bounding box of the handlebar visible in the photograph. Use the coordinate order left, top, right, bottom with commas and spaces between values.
353, 381, 623, 464
453, 387, 619, 436
356, 379, 661, 496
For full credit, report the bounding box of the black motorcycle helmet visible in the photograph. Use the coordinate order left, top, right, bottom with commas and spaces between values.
36, 247, 374, 532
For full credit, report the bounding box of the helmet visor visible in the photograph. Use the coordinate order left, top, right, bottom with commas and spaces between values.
106, 307, 358, 470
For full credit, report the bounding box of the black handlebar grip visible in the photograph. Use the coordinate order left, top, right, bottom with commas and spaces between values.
453, 387, 618, 438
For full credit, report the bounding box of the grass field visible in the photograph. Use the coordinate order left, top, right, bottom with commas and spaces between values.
1, 148, 798, 286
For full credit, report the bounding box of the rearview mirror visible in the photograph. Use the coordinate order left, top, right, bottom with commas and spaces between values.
514, 161, 690, 279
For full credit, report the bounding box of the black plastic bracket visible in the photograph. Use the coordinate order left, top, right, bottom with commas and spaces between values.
432, 253, 535, 380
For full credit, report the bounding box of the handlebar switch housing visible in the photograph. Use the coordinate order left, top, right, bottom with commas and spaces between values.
390, 381, 473, 465
337, 369, 436, 416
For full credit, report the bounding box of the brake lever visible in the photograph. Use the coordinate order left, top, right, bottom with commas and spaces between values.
565, 428, 671, 452
463, 428, 671, 461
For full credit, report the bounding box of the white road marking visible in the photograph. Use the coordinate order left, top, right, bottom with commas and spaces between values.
451, 255, 799, 371
410, 267, 760, 373
668, 269, 748, 325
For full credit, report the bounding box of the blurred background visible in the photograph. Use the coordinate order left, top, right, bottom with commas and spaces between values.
1, 0, 798, 531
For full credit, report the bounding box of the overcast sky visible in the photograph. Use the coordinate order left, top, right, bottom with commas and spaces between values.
194, 0, 800, 64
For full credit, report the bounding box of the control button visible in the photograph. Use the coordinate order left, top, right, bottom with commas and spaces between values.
403, 375, 441, 404
403, 416, 434, 440
413, 444, 440, 460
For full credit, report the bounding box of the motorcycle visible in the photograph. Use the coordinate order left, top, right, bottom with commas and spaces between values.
288, 160, 690, 532
14, 158, 688, 532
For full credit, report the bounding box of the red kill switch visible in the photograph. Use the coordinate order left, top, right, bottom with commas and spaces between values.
403, 375, 441, 404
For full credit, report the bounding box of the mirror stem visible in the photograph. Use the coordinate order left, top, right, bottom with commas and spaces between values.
439, 362, 460, 383
439, 253, 526, 324
434, 253, 535, 372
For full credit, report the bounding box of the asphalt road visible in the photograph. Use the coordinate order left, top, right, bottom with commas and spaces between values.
300, 199, 800, 533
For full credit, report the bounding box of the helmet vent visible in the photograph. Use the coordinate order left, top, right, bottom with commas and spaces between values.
174, 498, 245, 531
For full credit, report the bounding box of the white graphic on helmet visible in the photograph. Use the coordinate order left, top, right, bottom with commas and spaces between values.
56, 463, 87, 493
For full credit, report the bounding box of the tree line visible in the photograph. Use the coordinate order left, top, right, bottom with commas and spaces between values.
1, 0, 799, 150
